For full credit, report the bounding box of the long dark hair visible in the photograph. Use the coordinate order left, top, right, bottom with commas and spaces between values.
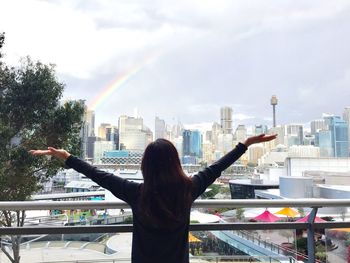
140, 139, 193, 226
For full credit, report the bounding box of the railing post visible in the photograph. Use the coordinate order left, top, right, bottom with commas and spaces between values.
307, 207, 318, 263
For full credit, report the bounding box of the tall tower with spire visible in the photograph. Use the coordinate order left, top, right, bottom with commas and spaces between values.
270, 95, 278, 128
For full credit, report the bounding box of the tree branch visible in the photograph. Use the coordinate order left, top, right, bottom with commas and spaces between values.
1, 245, 15, 263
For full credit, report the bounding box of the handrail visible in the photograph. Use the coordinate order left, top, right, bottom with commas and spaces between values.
1, 198, 350, 210
0, 199, 349, 263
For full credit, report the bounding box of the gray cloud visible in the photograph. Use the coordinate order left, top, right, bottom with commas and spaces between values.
3, 0, 350, 131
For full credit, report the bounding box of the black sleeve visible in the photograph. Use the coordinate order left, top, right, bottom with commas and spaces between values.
191, 143, 247, 199
65, 155, 140, 204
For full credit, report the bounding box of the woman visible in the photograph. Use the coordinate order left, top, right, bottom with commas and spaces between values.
30, 133, 276, 263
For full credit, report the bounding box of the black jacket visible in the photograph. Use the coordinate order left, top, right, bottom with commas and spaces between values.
65, 142, 247, 263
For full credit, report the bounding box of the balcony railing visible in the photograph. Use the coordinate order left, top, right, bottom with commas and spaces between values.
1, 199, 350, 263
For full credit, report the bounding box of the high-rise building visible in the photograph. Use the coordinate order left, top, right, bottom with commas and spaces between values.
80, 105, 95, 159
220, 106, 233, 134
324, 116, 349, 157
85, 109, 95, 137
285, 124, 303, 146
98, 123, 111, 139
155, 116, 166, 140
254, 125, 268, 135
248, 145, 264, 165
202, 140, 215, 164
171, 122, 184, 139
182, 130, 202, 162
98, 123, 119, 150
268, 125, 285, 147
94, 140, 115, 163
310, 119, 326, 135
86, 136, 100, 159
211, 122, 222, 148
315, 130, 333, 157
118, 115, 152, 151
234, 125, 247, 142
303, 133, 315, 146
343, 107, 350, 152
316, 116, 349, 157
217, 133, 233, 155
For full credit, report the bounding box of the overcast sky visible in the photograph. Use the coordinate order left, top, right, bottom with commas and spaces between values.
1, 0, 350, 131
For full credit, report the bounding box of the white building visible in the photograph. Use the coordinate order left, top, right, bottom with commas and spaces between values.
118, 115, 152, 151
220, 106, 233, 134
288, 145, 320, 158
94, 141, 115, 163
234, 125, 247, 142
285, 157, 350, 177
248, 144, 264, 165
155, 116, 166, 140
202, 140, 215, 164
258, 145, 288, 167
217, 133, 233, 155
310, 119, 326, 135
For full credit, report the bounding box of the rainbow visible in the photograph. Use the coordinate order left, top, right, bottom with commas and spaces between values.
88, 52, 161, 110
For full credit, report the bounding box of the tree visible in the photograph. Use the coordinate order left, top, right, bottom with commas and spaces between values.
0, 32, 4, 58
235, 207, 245, 221
0, 37, 84, 263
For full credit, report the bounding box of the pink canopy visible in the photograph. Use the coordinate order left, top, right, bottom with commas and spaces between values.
253, 210, 281, 222
296, 214, 326, 223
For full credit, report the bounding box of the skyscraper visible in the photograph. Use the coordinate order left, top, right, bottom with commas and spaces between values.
80, 106, 95, 159
155, 116, 166, 140
254, 125, 268, 135
315, 130, 333, 157
98, 123, 111, 139
98, 123, 119, 149
220, 106, 233, 134
316, 116, 349, 157
234, 125, 247, 142
310, 119, 326, 135
182, 129, 202, 163
343, 107, 350, 153
325, 116, 349, 157
285, 124, 303, 146
85, 109, 95, 137
118, 115, 152, 151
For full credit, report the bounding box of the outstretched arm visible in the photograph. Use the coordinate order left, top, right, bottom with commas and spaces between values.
191, 134, 277, 199
29, 147, 71, 161
29, 148, 139, 204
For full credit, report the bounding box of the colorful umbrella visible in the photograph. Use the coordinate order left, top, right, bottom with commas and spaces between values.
275, 207, 299, 217
253, 210, 281, 222
189, 232, 202, 243
296, 214, 326, 223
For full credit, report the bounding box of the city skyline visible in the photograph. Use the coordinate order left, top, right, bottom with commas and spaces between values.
1, 1, 350, 129
89, 104, 350, 135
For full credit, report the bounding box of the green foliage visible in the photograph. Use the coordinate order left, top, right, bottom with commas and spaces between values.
235, 207, 245, 220
0, 31, 84, 263
201, 184, 220, 199
297, 207, 306, 217
315, 251, 327, 262
0, 32, 4, 58
296, 237, 308, 251
0, 53, 84, 202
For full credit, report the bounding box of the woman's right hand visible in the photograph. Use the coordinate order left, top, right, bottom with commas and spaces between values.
29, 147, 71, 161
243, 134, 277, 147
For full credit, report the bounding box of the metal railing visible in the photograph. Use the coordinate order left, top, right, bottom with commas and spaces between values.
1, 199, 350, 263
